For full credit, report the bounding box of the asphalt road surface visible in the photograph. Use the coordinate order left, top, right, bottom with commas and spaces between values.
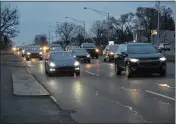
25, 58, 175, 123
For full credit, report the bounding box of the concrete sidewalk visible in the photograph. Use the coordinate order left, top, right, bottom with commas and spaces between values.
0, 54, 77, 123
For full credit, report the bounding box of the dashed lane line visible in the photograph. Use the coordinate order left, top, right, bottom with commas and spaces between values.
145, 90, 175, 101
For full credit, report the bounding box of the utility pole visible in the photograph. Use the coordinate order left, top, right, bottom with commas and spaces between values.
157, 1, 160, 48
108, 12, 110, 42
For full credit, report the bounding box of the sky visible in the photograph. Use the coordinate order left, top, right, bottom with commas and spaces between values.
2, 1, 175, 46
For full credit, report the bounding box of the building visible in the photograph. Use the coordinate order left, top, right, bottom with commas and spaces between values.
133, 29, 175, 50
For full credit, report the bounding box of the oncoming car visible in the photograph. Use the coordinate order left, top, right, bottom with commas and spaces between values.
114, 43, 167, 77
80, 43, 99, 59
71, 48, 91, 63
45, 51, 80, 76
103, 45, 119, 62
24, 46, 43, 61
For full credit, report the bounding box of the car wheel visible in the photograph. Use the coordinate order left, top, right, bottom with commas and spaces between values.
125, 65, 132, 78
104, 58, 106, 62
40, 58, 43, 60
115, 63, 121, 75
159, 71, 166, 77
95, 56, 98, 59
76, 72, 80, 76
45, 66, 48, 74
88, 60, 91, 63
26, 58, 30, 61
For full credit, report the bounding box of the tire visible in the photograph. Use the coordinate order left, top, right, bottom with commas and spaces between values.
40, 58, 43, 60
76, 72, 80, 76
125, 65, 132, 78
95, 56, 98, 59
26, 58, 30, 61
48, 72, 52, 77
104, 58, 106, 62
87, 60, 91, 63
159, 71, 166, 77
115, 63, 121, 75
45, 66, 48, 74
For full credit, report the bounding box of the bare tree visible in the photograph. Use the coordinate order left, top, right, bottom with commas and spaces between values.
0, 4, 20, 41
55, 22, 75, 45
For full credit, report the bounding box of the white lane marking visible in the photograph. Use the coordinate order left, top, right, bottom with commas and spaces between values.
145, 90, 175, 101
85, 71, 99, 76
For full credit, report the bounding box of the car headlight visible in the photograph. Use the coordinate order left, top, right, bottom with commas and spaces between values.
22, 50, 25, 53
74, 61, 80, 66
159, 57, 166, 61
27, 52, 31, 55
129, 58, 139, 63
110, 52, 114, 55
87, 54, 90, 58
74, 55, 76, 58
39, 52, 42, 55
13, 47, 16, 51
96, 49, 99, 52
49, 62, 56, 67
40, 48, 42, 50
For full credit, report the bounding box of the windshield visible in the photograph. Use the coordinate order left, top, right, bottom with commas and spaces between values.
83, 43, 96, 48
72, 49, 87, 54
51, 47, 63, 51
128, 44, 157, 54
50, 52, 73, 60
109, 46, 119, 52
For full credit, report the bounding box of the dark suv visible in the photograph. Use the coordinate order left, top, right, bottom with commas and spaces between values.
114, 43, 167, 77
80, 43, 99, 59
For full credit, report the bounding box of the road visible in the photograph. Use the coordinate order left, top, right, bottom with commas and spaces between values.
25, 58, 175, 123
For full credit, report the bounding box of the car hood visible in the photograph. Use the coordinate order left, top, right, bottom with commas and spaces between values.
128, 53, 163, 60
51, 59, 76, 66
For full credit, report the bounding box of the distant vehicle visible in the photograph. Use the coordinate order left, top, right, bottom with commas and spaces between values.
80, 43, 99, 59
158, 43, 171, 51
65, 45, 73, 51
103, 45, 119, 62
71, 48, 91, 63
114, 43, 167, 77
65, 45, 79, 51
50, 45, 64, 52
45, 51, 80, 76
24, 46, 43, 61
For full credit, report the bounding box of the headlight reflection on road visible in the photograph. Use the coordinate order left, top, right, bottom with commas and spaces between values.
39, 63, 44, 73
73, 81, 82, 102
130, 89, 141, 105
86, 64, 91, 69
158, 84, 170, 88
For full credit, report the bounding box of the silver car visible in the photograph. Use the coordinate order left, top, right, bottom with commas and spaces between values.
45, 51, 80, 76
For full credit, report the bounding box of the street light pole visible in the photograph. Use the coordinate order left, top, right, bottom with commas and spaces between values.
84, 7, 110, 44
65, 17, 86, 43
157, 1, 160, 47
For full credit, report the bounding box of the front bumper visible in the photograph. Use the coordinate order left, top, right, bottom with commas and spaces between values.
76, 56, 90, 62
87, 50, 99, 57
49, 66, 80, 73
109, 54, 115, 60
128, 61, 166, 73
26, 53, 43, 59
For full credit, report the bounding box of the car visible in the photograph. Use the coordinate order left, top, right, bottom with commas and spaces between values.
24, 46, 43, 61
45, 51, 80, 76
80, 43, 99, 59
114, 43, 167, 77
65, 45, 73, 51
71, 48, 91, 63
103, 45, 119, 62
158, 43, 171, 51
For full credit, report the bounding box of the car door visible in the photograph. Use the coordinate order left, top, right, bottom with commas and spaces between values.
117, 44, 126, 68
121, 44, 127, 68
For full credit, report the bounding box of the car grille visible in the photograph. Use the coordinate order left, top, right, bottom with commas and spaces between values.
138, 60, 160, 68
56, 66, 74, 71
31, 53, 39, 56
77, 56, 86, 58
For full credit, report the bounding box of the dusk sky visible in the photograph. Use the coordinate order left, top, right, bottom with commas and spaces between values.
3, 1, 175, 46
